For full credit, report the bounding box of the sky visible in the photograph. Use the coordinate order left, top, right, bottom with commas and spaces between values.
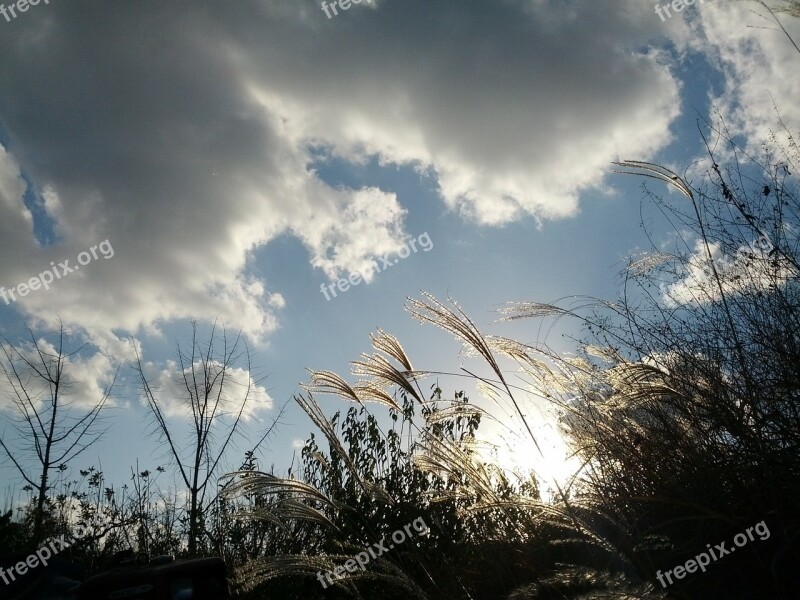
0, 0, 798, 504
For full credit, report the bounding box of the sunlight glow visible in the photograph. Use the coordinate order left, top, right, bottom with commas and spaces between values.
480, 412, 583, 501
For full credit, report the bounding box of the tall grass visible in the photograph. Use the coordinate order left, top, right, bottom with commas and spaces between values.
223, 120, 799, 599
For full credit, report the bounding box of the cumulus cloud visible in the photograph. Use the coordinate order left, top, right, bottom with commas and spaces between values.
241, 0, 681, 225
691, 1, 800, 148
0, 146, 35, 257
662, 235, 797, 306
138, 359, 272, 421
0, 0, 692, 348
0, 335, 117, 413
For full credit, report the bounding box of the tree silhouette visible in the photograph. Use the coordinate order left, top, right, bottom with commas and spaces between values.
0, 322, 116, 544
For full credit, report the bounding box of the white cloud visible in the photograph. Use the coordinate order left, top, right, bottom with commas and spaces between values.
0, 146, 34, 253
0, 336, 117, 413
0, 0, 701, 346
138, 359, 272, 422
692, 1, 800, 148
662, 235, 796, 306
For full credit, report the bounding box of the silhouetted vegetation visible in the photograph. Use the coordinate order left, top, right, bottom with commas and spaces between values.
2, 120, 799, 599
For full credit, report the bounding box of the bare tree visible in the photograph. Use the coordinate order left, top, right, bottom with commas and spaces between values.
133, 320, 278, 556
0, 322, 116, 543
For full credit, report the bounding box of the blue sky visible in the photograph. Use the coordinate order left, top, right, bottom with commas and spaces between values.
0, 0, 797, 502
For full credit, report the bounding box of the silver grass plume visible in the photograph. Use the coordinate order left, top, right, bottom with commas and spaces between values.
611, 160, 694, 200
